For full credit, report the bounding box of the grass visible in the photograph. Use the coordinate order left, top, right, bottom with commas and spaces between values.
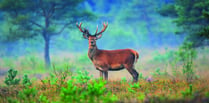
0, 47, 209, 103
0, 75, 209, 103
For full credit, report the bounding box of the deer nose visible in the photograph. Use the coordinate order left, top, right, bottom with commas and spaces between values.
91, 41, 94, 44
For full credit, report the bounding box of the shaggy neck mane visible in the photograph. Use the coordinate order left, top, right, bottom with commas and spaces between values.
88, 45, 98, 60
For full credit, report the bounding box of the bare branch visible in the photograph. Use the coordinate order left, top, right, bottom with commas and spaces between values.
30, 20, 44, 29
51, 22, 72, 35
48, 3, 55, 18
39, 0, 46, 17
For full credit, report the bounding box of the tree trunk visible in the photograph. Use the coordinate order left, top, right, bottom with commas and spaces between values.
43, 16, 51, 68
44, 36, 51, 68
42, 29, 51, 68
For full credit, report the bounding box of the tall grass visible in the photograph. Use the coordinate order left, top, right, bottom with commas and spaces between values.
0, 47, 209, 103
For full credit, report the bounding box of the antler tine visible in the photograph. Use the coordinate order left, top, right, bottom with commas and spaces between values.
96, 22, 108, 35
76, 22, 84, 33
103, 22, 108, 27
95, 25, 98, 34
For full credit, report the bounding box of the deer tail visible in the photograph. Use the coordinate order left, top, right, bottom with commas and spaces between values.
131, 49, 139, 64
134, 51, 139, 63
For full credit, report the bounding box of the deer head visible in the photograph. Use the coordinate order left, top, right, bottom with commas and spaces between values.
76, 22, 108, 38
76, 22, 108, 47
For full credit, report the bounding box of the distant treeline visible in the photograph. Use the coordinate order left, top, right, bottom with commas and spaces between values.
1, 0, 208, 58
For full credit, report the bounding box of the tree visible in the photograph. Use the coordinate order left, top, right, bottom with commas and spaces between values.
110, 0, 178, 46
0, 0, 94, 68
158, 0, 209, 47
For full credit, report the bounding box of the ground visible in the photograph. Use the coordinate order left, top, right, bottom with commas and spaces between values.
0, 47, 209, 103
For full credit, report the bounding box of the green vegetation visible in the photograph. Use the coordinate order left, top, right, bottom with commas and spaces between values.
22, 74, 32, 86
151, 42, 198, 83
0, 0, 209, 103
159, 0, 209, 47
18, 87, 37, 103
0, 50, 208, 103
0, 43, 208, 103
0, 0, 182, 59
0, 0, 94, 67
178, 42, 197, 82
181, 84, 193, 98
1, 69, 208, 103
4, 69, 20, 86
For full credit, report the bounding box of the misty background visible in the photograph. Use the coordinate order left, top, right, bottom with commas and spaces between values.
0, 0, 208, 83
0, 0, 208, 77
0, 0, 183, 57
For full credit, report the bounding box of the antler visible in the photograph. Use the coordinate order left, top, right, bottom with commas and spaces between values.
95, 22, 108, 35
76, 22, 84, 33
95, 25, 98, 34
76, 22, 89, 39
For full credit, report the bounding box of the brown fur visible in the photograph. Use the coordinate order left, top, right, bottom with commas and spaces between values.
88, 37, 139, 82
76, 22, 139, 82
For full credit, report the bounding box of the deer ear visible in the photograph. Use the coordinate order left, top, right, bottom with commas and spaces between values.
96, 34, 102, 39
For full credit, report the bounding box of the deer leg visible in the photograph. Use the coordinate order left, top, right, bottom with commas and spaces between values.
126, 68, 139, 82
99, 70, 103, 79
132, 69, 139, 82
104, 71, 108, 80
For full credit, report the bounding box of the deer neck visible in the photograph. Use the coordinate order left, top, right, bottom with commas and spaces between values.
88, 44, 98, 60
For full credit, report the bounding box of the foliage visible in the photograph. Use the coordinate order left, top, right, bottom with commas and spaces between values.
177, 42, 197, 82
60, 78, 116, 103
0, 0, 182, 58
137, 92, 146, 101
150, 68, 168, 78
120, 77, 127, 84
4, 69, 20, 86
128, 82, 141, 93
20, 55, 45, 70
205, 92, 209, 98
152, 49, 179, 77
40, 65, 72, 91
4, 68, 32, 87
22, 74, 32, 86
138, 72, 144, 80
151, 42, 197, 82
1, 67, 209, 103
39, 94, 50, 103
102, 92, 118, 103
72, 69, 92, 84
86, 79, 107, 103
0, 0, 94, 41
181, 84, 193, 97
18, 87, 37, 103
157, 4, 177, 17
6, 97, 19, 103
158, 0, 209, 47
52, 65, 72, 86
87, 79, 106, 95
60, 80, 83, 102
0, 0, 95, 67
108, 0, 178, 47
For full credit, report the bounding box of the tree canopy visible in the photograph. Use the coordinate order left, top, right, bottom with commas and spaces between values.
0, 0, 189, 58
0, 0, 94, 67
158, 0, 209, 47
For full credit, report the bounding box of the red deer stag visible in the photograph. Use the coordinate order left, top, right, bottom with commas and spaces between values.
76, 22, 139, 82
